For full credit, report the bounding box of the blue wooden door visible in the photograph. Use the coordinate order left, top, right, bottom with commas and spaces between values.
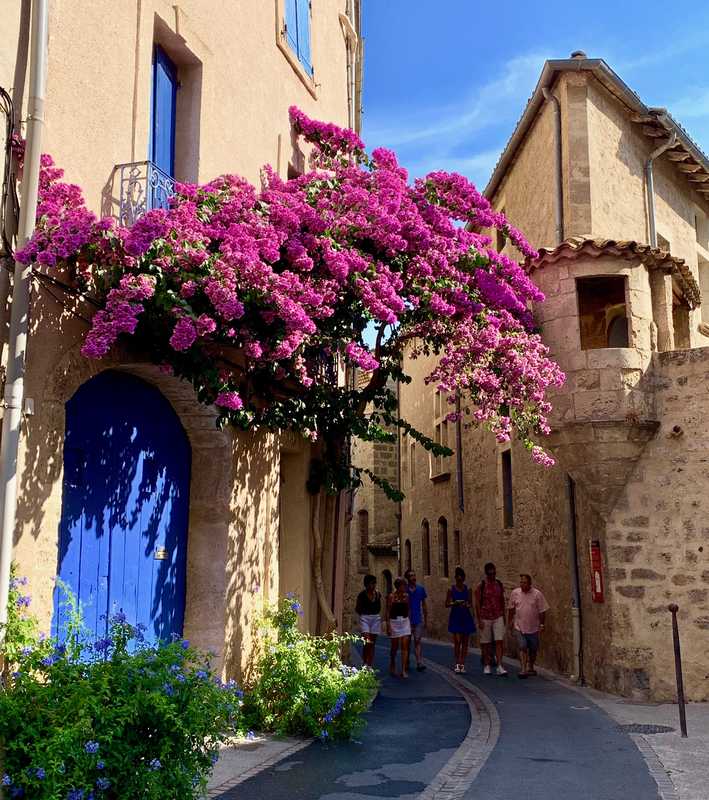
149, 45, 177, 177
53, 371, 191, 646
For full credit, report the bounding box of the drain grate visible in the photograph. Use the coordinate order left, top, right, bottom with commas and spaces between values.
619, 723, 675, 735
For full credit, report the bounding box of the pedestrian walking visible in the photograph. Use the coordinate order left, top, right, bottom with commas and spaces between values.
385, 577, 411, 678
508, 573, 549, 679
355, 574, 382, 667
446, 567, 476, 673
405, 569, 428, 672
474, 562, 508, 676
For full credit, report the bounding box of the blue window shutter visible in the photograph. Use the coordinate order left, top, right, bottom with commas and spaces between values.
285, 0, 298, 54
150, 46, 177, 177
296, 0, 312, 74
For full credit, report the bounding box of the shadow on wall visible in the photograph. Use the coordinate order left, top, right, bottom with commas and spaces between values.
221, 428, 280, 684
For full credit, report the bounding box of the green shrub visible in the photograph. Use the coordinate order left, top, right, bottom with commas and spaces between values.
0, 583, 244, 800
243, 595, 378, 741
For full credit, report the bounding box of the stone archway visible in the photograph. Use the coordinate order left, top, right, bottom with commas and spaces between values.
15, 343, 234, 664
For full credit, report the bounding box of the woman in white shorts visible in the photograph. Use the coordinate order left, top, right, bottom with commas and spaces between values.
355, 574, 382, 667
385, 577, 411, 678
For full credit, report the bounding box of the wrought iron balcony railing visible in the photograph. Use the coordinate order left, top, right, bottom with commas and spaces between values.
116, 161, 176, 227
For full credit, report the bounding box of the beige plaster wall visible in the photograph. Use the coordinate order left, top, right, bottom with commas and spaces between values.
1, 0, 352, 675
585, 77, 709, 347
1, 0, 352, 212
489, 94, 557, 251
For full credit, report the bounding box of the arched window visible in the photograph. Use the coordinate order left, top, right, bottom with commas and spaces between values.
421, 519, 431, 576
382, 569, 393, 595
358, 509, 369, 569
438, 517, 449, 578
404, 539, 412, 573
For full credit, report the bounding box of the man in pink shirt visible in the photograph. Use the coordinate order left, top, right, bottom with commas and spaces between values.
508, 574, 549, 679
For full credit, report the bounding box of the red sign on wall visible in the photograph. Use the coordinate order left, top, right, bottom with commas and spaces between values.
589, 539, 604, 603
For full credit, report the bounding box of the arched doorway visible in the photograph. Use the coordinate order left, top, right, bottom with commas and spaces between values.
53, 371, 192, 645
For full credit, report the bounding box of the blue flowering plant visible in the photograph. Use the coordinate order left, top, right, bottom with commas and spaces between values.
0, 587, 245, 799
0, 565, 41, 676
244, 595, 378, 741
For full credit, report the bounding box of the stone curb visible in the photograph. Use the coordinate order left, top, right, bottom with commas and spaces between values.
204, 737, 312, 799
630, 735, 680, 800
417, 658, 500, 799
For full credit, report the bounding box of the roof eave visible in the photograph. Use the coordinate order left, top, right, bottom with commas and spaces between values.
484, 58, 709, 202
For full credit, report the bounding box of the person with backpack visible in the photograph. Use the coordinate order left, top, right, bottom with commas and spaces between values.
474, 562, 508, 676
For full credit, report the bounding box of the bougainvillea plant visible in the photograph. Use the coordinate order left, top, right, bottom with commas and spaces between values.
14, 109, 563, 497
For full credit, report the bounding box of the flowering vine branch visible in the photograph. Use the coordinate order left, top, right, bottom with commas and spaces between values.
14, 110, 563, 496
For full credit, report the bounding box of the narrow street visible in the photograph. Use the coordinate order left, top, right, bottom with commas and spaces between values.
213, 641, 663, 799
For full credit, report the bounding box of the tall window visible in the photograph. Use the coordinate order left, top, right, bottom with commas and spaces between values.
421, 520, 431, 576
431, 390, 450, 477
149, 46, 177, 179
438, 517, 449, 578
284, 0, 313, 74
404, 539, 412, 573
453, 530, 461, 569
501, 450, 514, 529
495, 208, 506, 251
577, 276, 629, 349
357, 509, 369, 569
409, 441, 416, 487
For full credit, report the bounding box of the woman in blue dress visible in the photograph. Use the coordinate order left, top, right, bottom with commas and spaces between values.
446, 567, 476, 673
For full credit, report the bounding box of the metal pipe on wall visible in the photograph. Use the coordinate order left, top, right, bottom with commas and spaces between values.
645, 126, 677, 248
0, 0, 49, 645
566, 475, 584, 684
542, 87, 564, 244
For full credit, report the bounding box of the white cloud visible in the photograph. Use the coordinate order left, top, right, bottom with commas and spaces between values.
364, 51, 549, 150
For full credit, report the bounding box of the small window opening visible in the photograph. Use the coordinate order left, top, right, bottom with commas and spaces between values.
357, 509, 369, 569
422, 520, 431, 576
404, 539, 412, 573
501, 450, 514, 529
438, 517, 449, 578
577, 276, 629, 349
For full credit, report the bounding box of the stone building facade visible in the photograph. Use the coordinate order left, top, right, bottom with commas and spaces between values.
398, 53, 709, 700
0, 0, 362, 677
344, 371, 400, 631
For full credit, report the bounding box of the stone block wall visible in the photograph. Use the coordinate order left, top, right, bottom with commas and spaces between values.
601, 347, 709, 701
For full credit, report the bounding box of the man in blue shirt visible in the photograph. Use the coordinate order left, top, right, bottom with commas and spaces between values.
405, 569, 428, 672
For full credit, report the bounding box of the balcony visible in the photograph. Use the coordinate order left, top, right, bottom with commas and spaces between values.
115, 161, 176, 227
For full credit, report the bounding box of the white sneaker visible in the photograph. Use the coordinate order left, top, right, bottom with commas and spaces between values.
496, 665, 508, 676
484, 665, 492, 675
458, 665, 466, 674
453, 664, 461, 673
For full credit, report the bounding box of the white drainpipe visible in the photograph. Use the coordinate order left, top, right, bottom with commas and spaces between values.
646, 127, 677, 248
0, 0, 49, 645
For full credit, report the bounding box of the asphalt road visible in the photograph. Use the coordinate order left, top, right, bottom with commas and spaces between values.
214, 640, 661, 800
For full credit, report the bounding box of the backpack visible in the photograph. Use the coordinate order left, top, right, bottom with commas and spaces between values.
478, 578, 504, 607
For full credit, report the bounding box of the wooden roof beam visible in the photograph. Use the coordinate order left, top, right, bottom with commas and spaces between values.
631, 113, 658, 124
678, 163, 702, 173
642, 125, 666, 137
667, 151, 692, 162
688, 174, 709, 183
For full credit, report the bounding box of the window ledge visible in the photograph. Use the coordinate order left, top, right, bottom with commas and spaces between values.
430, 471, 451, 484
277, 34, 317, 99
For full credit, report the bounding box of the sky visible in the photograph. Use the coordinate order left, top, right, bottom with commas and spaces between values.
361, 0, 709, 191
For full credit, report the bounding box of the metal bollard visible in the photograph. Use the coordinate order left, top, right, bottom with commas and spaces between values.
668, 604, 688, 738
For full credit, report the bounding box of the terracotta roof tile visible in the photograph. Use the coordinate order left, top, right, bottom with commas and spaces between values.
525, 236, 701, 309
